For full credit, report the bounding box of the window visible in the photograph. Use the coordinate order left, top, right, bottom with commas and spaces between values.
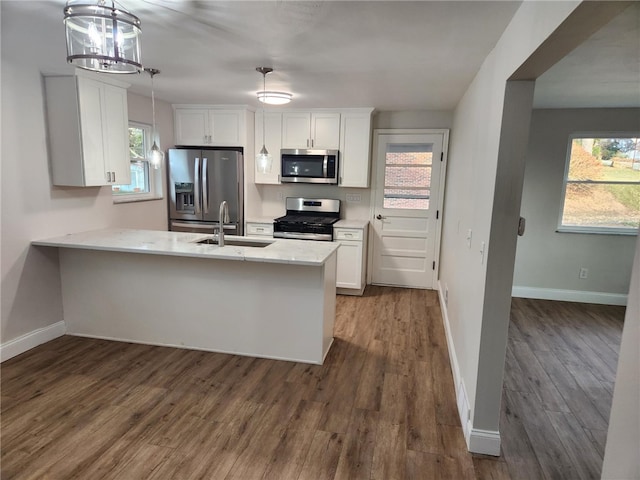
112, 122, 163, 203
560, 135, 640, 234
383, 143, 433, 210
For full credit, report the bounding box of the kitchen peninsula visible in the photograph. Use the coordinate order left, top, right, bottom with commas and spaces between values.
33, 229, 338, 364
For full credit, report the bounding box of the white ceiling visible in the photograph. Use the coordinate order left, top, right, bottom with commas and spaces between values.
2, 1, 638, 110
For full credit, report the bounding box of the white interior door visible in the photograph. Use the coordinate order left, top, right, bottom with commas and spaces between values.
370, 130, 447, 288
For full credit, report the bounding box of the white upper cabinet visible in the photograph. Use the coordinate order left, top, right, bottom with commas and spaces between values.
339, 109, 374, 188
45, 72, 131, 187
282, 112, 340, 149
254, 112, 283, 185
174, 108, 208, 146
174, 106, 246, 146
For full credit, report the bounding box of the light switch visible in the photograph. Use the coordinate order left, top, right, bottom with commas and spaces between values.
466, 229, 472, 248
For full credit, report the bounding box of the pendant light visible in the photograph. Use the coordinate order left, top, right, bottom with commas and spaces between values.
256, 67, 274, 174
145, 67, 163, 169
63, 0, 143, 74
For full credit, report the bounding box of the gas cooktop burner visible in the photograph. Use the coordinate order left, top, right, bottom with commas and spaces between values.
274, 214, 340, 226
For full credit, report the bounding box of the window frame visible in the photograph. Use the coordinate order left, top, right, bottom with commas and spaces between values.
112, 121, 164, 204
558, 132, 640, 236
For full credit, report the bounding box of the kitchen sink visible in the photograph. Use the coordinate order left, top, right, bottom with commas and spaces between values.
195, 237, 273, 248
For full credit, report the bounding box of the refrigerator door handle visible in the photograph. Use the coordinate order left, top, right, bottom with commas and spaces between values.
202, 157, 209, 214
194, 157, 201, 215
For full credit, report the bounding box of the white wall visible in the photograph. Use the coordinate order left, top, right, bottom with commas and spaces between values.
248, 110, 453, 221
438, 1, 581, 452
1, 12, 171, 351
514, 108, 638, 303
602, 235, 640, 479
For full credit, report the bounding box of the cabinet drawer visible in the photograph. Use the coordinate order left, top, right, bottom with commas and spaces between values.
247, 223, 274, 236
334, 229, 363, 241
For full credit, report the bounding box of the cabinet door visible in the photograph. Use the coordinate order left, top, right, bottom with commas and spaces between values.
336, 240, 363, 289
254, 112, 282, 184
175, 108, 209, 145
102, 84, 131, 186
77, 77, 108, 186
311, 113, 341, 149
209, 109, 243, 146
339, 112, 372, 187
282, 112, 312, 149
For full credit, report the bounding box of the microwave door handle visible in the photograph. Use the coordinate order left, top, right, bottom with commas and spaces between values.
323, 155, 328, 178
194, 157, 201, 215
202, 157, 209, 214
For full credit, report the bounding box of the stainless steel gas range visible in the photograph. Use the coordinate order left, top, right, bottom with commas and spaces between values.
273, 197, 341, 241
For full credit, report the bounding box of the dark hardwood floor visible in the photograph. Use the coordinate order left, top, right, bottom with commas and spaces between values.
0, 287, 624, 479
499, 297, 624, 480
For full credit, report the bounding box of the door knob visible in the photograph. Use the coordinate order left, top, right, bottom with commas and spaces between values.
376, 214, 385, 220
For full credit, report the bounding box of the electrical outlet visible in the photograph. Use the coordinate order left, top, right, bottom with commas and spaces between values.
277, 190, 284, 201
346, 193, 361, 203
579, 267, 589, 279
466, 229, 472, 248
444, 286, 449, 306
480, 241, 485, 264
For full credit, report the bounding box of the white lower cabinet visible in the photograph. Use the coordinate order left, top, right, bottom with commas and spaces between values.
334, 226, 367, 295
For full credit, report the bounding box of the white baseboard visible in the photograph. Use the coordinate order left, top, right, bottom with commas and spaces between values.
512, 286, 627, 306
0, 322, 66, 362
468, 428, 502, 456
437, 281, 501, 456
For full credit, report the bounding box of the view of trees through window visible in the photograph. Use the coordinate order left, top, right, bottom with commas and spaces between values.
562, 137, 640, 231
383, 144, 432, 209
112, 125, 150, 195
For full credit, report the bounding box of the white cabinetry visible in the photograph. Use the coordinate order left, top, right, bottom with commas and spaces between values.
174, 106, 246, 146
282, 112, 340, 149
246, 222, 274, 237
335, 225, 368, 295
45, 73, 131, 187
254, 112, 282, 184
339, 109, 373, 188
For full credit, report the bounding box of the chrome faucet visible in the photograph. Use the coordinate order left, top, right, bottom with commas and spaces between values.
218, 200, 229, 247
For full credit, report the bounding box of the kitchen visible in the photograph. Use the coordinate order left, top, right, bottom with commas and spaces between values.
2, 1, 639, 478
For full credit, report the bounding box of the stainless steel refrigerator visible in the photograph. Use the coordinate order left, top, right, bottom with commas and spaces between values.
167, 148, 244, 235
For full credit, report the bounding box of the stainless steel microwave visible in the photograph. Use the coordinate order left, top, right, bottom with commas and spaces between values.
281, 149, 339, 184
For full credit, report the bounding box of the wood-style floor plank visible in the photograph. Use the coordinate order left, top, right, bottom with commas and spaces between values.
1, 288, 624, 480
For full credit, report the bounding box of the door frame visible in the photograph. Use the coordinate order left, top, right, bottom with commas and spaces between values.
367, 128, 449, 288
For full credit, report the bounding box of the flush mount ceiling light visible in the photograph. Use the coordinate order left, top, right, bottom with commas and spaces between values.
145, 67, 163, 169
257, 91, 293, 105
256, 67, 292, 105
63, 0, 142, 74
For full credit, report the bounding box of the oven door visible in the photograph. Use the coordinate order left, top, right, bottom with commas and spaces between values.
281, 150, 338, 184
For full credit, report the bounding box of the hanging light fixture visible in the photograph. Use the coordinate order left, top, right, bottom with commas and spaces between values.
256, 67, 292, 106
256, 67, 274, 174
257, 91, 292, 105
63, 0, 142, 74
145, 67, 163, 170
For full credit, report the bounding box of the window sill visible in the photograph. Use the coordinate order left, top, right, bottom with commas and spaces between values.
557, 226, 638, 236
113, 193, 164, 204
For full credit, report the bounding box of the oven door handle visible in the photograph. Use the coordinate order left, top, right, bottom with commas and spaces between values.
274, 231, 333, 241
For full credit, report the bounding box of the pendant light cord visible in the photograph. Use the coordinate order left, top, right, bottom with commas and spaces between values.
262, 71, 266, 148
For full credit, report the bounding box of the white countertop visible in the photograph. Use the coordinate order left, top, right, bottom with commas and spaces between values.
246, 217, 277, 224
335, 219, 369, 229
32, 228, 339, 266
